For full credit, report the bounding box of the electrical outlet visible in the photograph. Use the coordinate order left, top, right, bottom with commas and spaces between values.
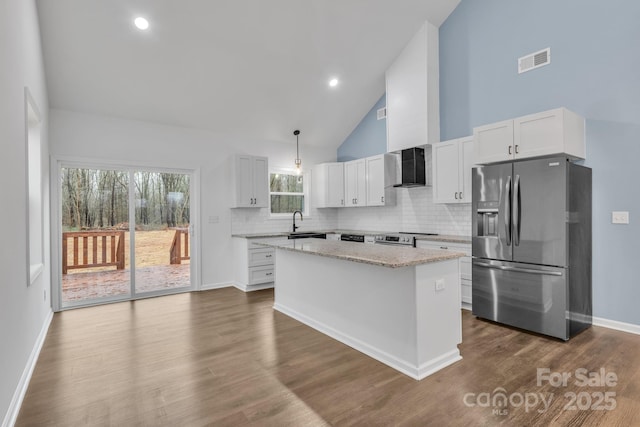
435, 279, 445, 292
612, 211, 629, 224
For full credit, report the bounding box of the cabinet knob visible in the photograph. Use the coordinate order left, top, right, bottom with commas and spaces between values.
455, 192, 458, 199
515, 144, 519, 154
341, 199, 344, 205
508, 146, 512, 155
381, 196, 384, 202
440, 246, 448, 250
459, 192, 463, 199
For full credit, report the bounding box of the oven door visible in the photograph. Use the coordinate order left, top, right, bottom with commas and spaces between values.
472, 259, 568, 340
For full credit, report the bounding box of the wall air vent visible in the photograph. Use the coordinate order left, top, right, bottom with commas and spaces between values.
377, 107, 387, 120
518, 47, 551, 74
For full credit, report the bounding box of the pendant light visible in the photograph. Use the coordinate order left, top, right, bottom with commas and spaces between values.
293, 129, 302, 174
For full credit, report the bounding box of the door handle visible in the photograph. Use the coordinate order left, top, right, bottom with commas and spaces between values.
473, 262, 562, 276
504, 176, 512, 246
513, 175, 521, 246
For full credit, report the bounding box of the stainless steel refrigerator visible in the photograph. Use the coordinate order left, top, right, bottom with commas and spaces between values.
471, 156, 591, 340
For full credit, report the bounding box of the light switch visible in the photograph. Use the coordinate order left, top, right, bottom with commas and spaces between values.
612, 211, 629, 224
435, 279, 445, 292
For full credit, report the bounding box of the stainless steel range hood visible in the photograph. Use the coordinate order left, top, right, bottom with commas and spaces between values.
393, 147, 426, 187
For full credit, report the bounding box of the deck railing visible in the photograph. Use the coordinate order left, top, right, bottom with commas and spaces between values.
62, 231, 125, 274
170, 228, 190, 265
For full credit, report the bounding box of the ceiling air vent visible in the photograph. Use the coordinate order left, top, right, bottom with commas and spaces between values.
518, 48, 551, 74
377, 107, 387, 120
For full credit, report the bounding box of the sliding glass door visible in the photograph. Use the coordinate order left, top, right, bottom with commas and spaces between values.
133, 171, 191, 295
58, 165, 194, 309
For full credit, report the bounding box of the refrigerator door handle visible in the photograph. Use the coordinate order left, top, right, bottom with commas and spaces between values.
513, 174, 521, 246
473, 261, 563, 276
504, 176, 512, 246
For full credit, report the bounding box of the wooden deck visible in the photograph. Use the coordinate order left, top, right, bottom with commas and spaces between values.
62, 264, 190, 302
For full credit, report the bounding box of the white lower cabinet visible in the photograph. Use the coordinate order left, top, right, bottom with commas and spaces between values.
233, 238, 275, 291
416, 240, 472, 309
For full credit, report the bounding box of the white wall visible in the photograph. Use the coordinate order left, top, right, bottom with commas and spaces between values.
49, 109, 339, 289
0, 0, 52, 425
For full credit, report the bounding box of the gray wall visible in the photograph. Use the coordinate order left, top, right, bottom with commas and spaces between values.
440, 0, 640, 325
337, 94, 387, 161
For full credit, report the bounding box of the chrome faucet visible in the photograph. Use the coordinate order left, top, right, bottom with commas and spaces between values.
292, 210, 303, 232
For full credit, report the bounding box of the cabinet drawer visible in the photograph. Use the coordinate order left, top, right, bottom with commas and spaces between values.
460, 256, 471, 280
248, 248, 275, 267
461, 279, 472, 304
249, 240, 276, 250
249, 266, 275, 285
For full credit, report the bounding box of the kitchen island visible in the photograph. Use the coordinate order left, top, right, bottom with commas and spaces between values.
255, 238, 465, 380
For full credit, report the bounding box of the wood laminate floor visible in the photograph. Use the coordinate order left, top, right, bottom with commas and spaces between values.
16, 288, 640, 426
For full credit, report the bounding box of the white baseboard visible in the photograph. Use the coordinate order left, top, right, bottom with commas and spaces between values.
3, 310, 53, 427
200, 282, 233, 291
461, 302, 472, 311
417, 349, 462, 380
274, 302, 460, 381
593, 316, 640, 336
233, 283, 274, 292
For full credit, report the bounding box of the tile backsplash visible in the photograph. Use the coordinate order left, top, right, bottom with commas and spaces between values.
230, 207, 338, 235
230, 186, 471, 236
336, 186, 471, 235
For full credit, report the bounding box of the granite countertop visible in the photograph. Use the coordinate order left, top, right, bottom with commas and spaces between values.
254, 238, 465, 268
230, 229, 390, 239
232, 230, 471, 244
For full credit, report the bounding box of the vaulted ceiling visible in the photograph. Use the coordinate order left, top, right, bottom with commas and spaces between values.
36, 0, 460, 148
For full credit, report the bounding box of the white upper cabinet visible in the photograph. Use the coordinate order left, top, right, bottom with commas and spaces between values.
386, 20, 440, 153
514, 108, 585, 160
344, 159, 366, 207
233, 154, 268, 208
473, 119, 514, 164
317, 154, 395, 208
365, 154, 396, 207
312, 162, 345, 208
473, 108, 585, 165
432, 137, 473, 204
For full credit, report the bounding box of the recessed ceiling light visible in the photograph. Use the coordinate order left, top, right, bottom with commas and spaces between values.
134, 17, 149, 30
329, 78, 339, 88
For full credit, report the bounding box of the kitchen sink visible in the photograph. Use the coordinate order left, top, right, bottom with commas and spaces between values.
287, 232, 327, 240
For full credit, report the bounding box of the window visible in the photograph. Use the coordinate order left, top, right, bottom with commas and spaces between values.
269, 170, 308, 216
26, 87, 44, 285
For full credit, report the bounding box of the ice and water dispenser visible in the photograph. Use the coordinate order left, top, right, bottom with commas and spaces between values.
476, 201, 500, 237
